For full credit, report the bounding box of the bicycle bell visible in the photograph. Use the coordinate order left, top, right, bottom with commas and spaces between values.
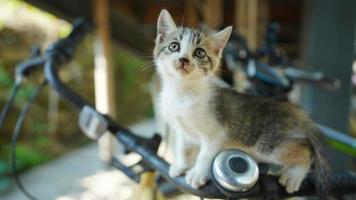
212, 149, 259, 193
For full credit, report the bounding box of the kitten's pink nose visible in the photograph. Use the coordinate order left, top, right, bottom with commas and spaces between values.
179, 57, 190, 65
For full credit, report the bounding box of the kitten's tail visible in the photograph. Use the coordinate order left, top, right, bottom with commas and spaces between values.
308, 127, 331, 200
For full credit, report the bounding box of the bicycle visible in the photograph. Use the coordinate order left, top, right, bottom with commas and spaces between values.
222, 27, 341, 101
1, 18, 356, 200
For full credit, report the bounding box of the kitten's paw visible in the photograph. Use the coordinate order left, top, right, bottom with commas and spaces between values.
279, 167, 307, 193
185, 167, 209, 189
169, 164, 188, 177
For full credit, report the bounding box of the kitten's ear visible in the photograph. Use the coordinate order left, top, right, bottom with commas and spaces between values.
211, 26, 233, 55
157, 9, 177, 43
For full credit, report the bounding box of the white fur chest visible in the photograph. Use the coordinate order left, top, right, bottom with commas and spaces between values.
159, 84, 223, 140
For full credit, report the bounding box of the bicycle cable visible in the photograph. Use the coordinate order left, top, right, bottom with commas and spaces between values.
11, 80, 46, 200
0, 77, 23, 129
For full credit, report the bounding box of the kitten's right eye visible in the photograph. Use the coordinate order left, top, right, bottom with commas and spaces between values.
168, 42, 180, 52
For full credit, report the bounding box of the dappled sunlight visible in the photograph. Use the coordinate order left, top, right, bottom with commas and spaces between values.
0, 0, 70, 40
57, 169, 135, 200
94, 50, 110, 114
56, 168, 201, 200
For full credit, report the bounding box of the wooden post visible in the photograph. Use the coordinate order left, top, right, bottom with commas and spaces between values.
257, 0, 269, 47
235, 0, 258, 50
202, 0, 223, 28
94, 0, 117, 163
185, 0, 199, 27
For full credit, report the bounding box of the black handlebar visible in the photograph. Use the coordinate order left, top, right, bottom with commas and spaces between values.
65, 18, 91, 49
44, 18, 92, 109
224, 30, 341, 94
46, 18, 90, 62
36, 18, 356, 199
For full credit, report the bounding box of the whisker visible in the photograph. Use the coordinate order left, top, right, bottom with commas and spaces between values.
149, 72, 159, 84
154, 73, 159, 82
142, 65, 155, 71
141, 62, 154, 68
216, 68, 231, 74
141, 62, 155, 71
145, 72, 160, 95
137, 55, 154, 58
141, 61, 154, 67
180, 7, 186, 27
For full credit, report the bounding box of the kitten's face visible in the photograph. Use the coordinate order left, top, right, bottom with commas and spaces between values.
154, 10, 232, 81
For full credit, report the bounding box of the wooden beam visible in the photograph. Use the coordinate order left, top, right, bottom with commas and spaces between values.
94, 0, 117, 163
24, 0, 153, 53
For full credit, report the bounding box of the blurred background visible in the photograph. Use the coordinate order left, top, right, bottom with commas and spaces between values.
0, 0, 355, 199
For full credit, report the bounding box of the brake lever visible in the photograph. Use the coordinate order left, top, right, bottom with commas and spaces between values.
0, 46, 44, 129
284, 68, 341, 91
15, 46, 45, 81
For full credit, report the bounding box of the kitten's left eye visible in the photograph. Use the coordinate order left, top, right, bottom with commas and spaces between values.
168, 42, 180, 52
194, 48, 206, 58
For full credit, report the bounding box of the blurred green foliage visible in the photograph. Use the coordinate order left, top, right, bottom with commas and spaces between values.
0, 64, 12, 87
13, 144, 50, 169
0, 1, 154, 189
114, 45, 155, 122
0, 159, 10, 193
0, 5, 155, 194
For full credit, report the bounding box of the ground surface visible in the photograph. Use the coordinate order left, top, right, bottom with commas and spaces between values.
1, 119, 199, 200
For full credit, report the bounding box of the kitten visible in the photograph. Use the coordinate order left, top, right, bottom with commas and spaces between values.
153, 9, 329, 197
